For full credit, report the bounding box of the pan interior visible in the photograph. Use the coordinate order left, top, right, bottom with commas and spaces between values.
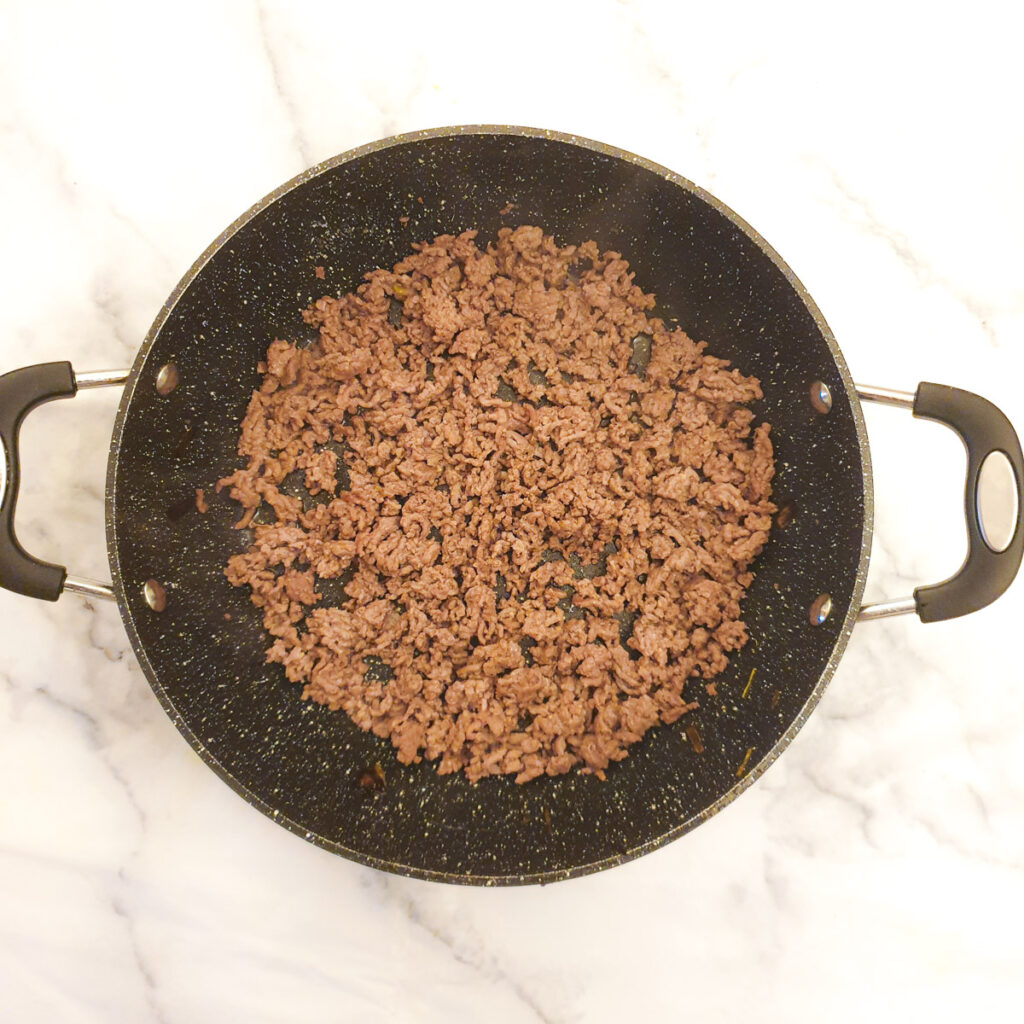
108, 129, 868, 883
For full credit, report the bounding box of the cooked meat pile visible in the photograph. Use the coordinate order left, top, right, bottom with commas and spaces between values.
218, 226, 776, 783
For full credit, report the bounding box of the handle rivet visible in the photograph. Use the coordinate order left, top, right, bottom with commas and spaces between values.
155, 363, 179, 396
809, 381, 832, 414
809, 593, 833, 626
144, 579, 167, 611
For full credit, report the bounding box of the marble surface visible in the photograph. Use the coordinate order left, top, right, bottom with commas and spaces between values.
2, 0, 1023, 1020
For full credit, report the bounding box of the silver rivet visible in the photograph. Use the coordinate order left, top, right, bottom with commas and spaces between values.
144, 579, 167, 611
155, 363, 179, 396
809, 593, 832, 626
809, 380, 832, 414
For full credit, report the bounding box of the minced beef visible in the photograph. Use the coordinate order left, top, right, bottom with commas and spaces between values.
218, 226, 776, 783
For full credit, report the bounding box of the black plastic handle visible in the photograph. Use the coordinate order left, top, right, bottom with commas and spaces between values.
912, 382, 1024, 622
0, 361, 78, 601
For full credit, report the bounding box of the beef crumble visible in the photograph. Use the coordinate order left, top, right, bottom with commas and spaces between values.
218, 226, 776, 783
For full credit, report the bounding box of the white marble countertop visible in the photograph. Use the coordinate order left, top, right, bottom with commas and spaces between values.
2, 1, 1023, 1020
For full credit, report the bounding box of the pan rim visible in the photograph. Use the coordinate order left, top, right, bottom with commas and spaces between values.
105, 124, 874, 885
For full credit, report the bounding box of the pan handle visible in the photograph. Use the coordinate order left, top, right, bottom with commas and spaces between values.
857, 382, 1024, 622
0, 361, 128, 602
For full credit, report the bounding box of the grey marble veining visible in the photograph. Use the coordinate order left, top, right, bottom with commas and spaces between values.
1, 1, 1023, 1021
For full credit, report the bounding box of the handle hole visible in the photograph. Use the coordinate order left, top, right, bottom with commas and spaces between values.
15, 388, 114, 583
864, 414, 967, 597
977, 450, 1019, 553
0, 435, 7, 508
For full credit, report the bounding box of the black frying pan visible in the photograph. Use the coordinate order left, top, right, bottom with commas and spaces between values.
2, 127, 1022, 884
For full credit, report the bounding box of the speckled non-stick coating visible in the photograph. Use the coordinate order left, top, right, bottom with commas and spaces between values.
106, 127, 872, 885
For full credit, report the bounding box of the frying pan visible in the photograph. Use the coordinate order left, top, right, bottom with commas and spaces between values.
1, 126, 1022, 885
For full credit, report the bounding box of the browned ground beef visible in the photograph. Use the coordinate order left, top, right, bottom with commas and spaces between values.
218, 226, 776, 783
